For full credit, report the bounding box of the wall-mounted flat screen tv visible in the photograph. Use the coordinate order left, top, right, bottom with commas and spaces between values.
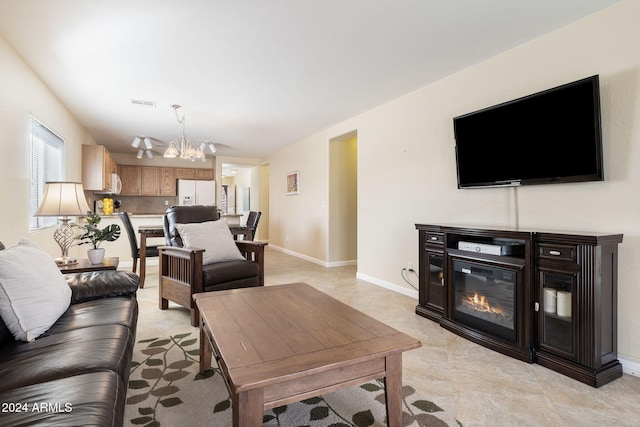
454, 75, 603, 189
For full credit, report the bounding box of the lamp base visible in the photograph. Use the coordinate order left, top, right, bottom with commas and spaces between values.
55, 256, 78, 266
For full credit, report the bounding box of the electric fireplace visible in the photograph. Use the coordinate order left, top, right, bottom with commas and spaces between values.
416, 224, 624, 387
452, 259, 516, 342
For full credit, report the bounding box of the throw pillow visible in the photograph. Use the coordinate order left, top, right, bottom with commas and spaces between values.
0, 238, 71, 341
175, 219, 245, 265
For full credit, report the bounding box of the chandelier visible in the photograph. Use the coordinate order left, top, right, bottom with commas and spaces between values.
163, 105, 216, 161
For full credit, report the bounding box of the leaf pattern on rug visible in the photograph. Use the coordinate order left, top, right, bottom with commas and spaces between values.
126, 333, 456, 427
262, 378, 449, 427
127, 333, 203, 426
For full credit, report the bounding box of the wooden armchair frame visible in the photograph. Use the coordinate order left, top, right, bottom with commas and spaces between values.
159, 240, 267, 326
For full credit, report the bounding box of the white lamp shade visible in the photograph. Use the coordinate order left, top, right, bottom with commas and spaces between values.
143, 137, 152, 149
145, 149, 153, 159
35, 182, 91, 217
137, 149, 144, 159
131, 136, 141, 148
163, 145, 179, 158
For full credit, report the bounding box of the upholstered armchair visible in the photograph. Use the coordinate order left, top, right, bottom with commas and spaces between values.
159, 205, 267, 326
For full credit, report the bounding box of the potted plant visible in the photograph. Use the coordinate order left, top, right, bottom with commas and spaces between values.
77, 211, 121, 264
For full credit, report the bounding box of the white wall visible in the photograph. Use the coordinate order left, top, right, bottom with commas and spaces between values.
0, 34, 94, 259
268, 1, 640, 366
269, 131, 329, 261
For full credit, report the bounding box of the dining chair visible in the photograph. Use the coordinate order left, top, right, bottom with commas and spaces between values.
231, 211, 261, 241
118, 212, 160, 288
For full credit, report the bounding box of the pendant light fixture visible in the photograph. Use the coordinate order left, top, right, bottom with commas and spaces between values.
163, 105, 206, 162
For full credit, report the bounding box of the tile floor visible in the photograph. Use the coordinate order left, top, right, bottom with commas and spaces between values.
133, 247, 640, 426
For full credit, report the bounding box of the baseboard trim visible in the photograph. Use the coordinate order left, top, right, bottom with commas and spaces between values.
268, 244, 356, 268
356, 272, 419, 299
620, 357, 640, 378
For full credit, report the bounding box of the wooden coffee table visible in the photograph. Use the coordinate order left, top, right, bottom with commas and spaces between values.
194, 283, 421, 427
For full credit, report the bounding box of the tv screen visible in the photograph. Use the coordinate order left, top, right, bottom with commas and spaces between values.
454, 75, 603, 188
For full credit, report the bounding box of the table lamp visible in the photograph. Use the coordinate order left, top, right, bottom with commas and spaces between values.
35, 181, 91, 265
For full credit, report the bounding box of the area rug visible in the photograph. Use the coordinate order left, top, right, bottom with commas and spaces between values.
124, 332, 456, 427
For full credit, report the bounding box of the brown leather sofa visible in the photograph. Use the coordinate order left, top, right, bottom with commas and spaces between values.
0, 270, 139, 426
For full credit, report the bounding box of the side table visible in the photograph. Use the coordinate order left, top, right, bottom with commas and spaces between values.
57, 257, 119, 274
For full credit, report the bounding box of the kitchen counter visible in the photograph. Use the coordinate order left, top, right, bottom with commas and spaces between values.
98, 213, 164, 218
76, 215, 166, 266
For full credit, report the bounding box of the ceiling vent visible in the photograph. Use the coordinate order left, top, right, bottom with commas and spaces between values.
130, 99, 156, 108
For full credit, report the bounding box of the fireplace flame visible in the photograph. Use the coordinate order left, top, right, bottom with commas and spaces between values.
463, 292, 504, 316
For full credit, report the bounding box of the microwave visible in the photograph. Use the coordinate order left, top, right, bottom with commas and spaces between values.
110, 173, 122, 194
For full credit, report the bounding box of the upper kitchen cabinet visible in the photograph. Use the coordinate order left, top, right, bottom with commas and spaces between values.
140, 166, 158, 195
82, 145, 118, 192
175, 168, 214, 180
119, 165, 141, 195
159, 167, 177, 196
140, 166, 177, 196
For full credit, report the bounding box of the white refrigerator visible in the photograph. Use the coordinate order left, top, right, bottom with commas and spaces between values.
177, 180, 216, 206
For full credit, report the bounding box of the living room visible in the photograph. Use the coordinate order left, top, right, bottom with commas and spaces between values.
1, 1, 640, 425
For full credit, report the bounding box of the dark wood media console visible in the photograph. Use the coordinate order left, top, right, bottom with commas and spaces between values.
415, 224, 623, 387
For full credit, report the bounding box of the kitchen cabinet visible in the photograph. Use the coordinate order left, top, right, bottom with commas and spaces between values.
140, 167, 177, 196
175, 168, 214, 180
82, 145, 118, 191
119, 165, 141, 195
159, 167, 177, 195
196, 168, 214, 180
140, 167, 159, 195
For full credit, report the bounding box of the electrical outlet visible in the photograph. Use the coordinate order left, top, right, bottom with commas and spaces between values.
407, 262, 413, 270
164, 200, 169, 206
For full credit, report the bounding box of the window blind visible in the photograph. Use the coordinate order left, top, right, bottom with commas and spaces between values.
29, 116, 65, 230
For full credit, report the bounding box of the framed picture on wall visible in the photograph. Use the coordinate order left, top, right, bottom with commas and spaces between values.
286, 170, 299, 195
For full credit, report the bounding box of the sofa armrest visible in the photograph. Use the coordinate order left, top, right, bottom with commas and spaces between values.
65, 270, 139, 304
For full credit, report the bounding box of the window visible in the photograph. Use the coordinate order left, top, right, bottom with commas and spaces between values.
29, 116, 65, 230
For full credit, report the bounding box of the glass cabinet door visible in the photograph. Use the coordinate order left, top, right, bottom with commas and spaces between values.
422, 251, 444, 313
538, 269, 578, 360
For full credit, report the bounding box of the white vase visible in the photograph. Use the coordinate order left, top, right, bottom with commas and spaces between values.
87, 248, 105, 264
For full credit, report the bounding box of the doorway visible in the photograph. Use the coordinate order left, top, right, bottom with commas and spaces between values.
220, 162, 269, 240
328, 131, 357, 265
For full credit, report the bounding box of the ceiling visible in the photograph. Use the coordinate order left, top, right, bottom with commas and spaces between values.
0, 0, 620, 161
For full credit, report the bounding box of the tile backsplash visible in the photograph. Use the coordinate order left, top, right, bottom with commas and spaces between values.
86, 194, 178, 215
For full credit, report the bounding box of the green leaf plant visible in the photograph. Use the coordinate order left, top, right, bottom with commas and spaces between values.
76, 211, 121, 249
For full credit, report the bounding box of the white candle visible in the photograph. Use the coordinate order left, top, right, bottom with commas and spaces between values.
544, 288, 557, 314
556, 291, 572, 317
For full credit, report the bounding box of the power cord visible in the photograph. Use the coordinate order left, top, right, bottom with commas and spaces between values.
401, 267, 418, 290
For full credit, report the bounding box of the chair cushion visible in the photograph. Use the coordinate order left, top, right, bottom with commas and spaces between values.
0, 239, 71, 341
141, 245, 160, 257
175, 219, 245, 265
202, 260, 260, 288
